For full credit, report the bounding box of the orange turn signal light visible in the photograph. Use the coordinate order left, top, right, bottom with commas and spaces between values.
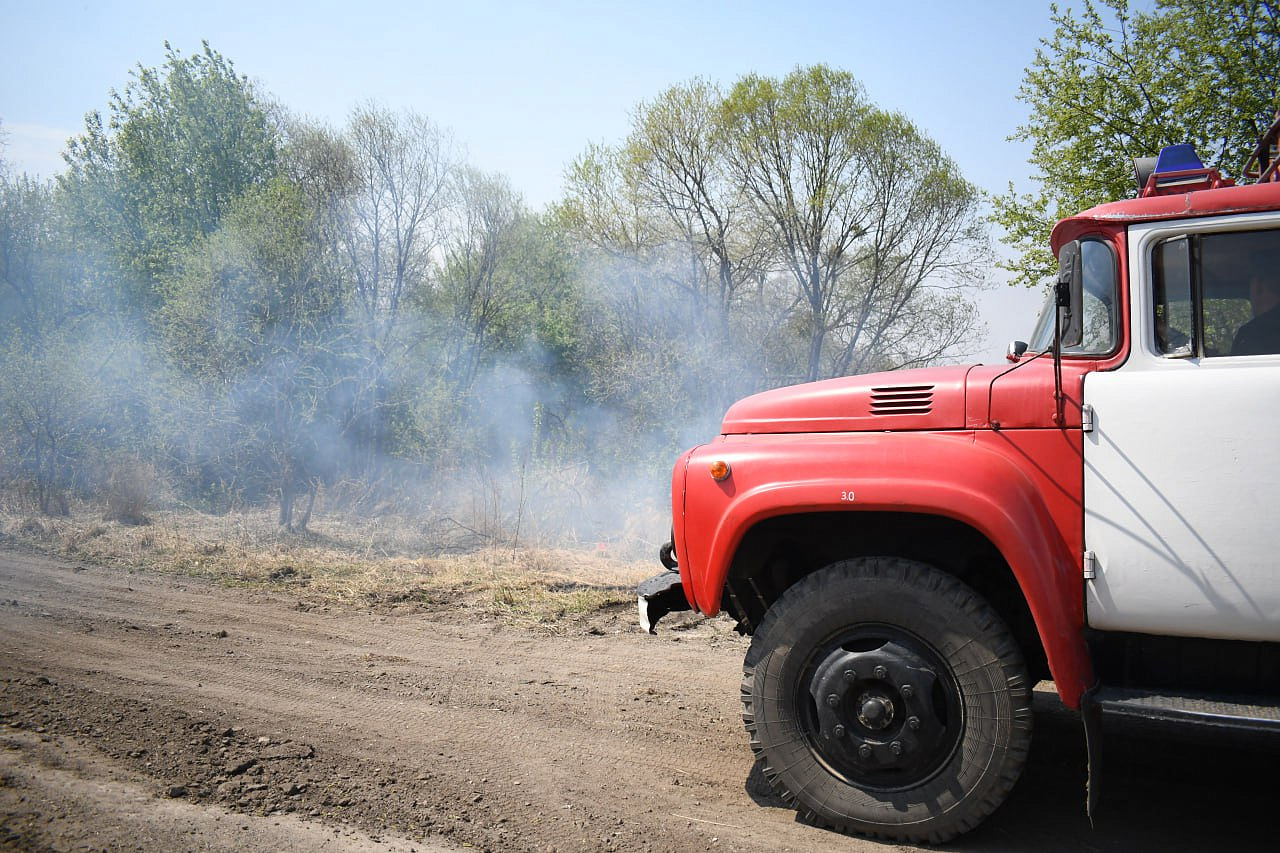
709, 460, 731, 481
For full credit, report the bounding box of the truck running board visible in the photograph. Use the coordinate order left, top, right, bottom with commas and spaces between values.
1092, 686, 1280, 734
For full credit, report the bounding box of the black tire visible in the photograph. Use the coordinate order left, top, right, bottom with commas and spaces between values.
741, 557, 1033, 843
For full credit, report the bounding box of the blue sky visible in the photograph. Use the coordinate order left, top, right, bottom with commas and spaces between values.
1, 0, 1085, 358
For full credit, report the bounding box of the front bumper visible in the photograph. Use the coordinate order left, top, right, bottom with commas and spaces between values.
637, 569, 691, 634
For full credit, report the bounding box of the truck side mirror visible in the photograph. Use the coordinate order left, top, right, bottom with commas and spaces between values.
1056, 240, 1084, 349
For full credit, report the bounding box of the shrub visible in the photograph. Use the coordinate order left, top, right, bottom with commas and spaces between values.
103, 456, 156, 525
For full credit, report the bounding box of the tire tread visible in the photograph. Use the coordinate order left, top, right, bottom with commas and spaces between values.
740, 557, 1033, 844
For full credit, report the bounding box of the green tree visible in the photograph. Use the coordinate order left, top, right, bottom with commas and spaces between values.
720, 65, 873, 381
434, 169, 533, 392
0, 166, 160, 515
1, 174, 72, 341
563, 65, 988, 395
60, 41, 280, 311
559, 85, 784, 422
994, 0, 1280, 287
824, 111, 988, 376
722, 66, 990, 382
0, 171, 85, 512
158, 178, 346, 529
562, 81, 765, 324
414, 172, 594, 475
328, 104, 457, 477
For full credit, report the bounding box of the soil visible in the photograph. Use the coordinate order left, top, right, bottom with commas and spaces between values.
2, 545, 1278, 852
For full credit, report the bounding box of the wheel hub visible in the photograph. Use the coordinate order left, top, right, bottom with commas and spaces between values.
857, 693, 894, 730
805, 634, 961, 789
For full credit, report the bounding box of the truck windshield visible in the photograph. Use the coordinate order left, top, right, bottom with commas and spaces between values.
1028, 238, 1118, 355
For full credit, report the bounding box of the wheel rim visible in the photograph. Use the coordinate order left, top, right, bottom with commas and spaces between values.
798, 624, 963, 792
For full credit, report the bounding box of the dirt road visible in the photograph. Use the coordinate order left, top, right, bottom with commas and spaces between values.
2, 547, 1277, 852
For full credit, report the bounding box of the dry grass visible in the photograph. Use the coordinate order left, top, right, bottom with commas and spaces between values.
0, 508, 658, 629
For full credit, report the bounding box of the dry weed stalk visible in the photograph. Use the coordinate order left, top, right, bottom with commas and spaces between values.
1, 508, 654, 627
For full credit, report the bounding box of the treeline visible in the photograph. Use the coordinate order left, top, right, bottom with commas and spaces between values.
0, 45, 989, 544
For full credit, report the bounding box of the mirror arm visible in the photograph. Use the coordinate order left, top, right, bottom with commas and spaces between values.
1052, 282, 1065, 426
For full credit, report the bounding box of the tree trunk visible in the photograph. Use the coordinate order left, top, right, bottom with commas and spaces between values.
296, 479, 319, 532
278, 478, 295, 532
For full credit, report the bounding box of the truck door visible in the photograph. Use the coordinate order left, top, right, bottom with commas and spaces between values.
1083, 218, 1280, 642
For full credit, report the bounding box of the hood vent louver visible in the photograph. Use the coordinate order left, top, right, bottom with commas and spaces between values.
869, 384, 934, 416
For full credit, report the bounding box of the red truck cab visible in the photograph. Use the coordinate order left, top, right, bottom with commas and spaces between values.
639, 125, 1280, 842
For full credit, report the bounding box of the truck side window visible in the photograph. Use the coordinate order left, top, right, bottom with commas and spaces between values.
1152, 238, 1194, 355
1027, 237, 1118, 355
1152, 228, 1280, 357
1077, 239, 1118, 353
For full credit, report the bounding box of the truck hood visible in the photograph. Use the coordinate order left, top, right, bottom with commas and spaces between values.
720, 365, 972, 434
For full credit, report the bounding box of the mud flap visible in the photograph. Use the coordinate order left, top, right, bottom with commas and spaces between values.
637, 571, 691, 634
1081, 685, 1102, 825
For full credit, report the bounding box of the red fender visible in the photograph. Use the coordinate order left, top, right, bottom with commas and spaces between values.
674, 430, 1094, 708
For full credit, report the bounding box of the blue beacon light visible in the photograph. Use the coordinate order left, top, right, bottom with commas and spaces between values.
1153, 143, 1205, 174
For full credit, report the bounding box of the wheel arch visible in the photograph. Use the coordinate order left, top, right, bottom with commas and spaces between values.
683, 435, 1093, 707
724, 511, 1050, 684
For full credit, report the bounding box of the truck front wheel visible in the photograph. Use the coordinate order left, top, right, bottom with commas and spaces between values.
741, 557, 1032, 843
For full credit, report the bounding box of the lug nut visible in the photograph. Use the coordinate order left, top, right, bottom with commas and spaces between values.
901, 684, 915, 699
890, 740, 903, 756
858, 744, 872, 759
843, 669, 857, 683
833, 724, 846, 738
826, 693, 840, 708
874, 665, 888, 680
907, 716, 920, 730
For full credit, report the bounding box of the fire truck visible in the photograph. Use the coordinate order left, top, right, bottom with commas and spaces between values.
639, 115, 1280, 842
